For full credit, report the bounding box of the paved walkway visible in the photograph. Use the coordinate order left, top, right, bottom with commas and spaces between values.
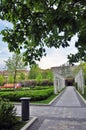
55, 86, 81, 107
15, 86, 86, 130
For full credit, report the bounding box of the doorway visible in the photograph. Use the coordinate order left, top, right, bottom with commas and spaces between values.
65, 78, 74, 86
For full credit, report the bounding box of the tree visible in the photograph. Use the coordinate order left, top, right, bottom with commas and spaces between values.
41, 69, 53, 81
28, 64, 53, 81
28, 64, 40, 79
5, 53, 26, 87
0, 0, 86, 64
36, 73, 43, 83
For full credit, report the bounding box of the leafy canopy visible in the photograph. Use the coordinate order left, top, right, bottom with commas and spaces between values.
0, 0, 86, 64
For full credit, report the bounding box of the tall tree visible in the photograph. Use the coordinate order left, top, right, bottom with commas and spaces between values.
5, 53, 26, 87
0, 0, 86, 64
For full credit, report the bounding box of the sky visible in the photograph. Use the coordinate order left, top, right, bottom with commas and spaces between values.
0, 20, 78, 70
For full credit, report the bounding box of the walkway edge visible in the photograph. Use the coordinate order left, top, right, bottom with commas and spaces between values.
76, 90, 86, 104
49, 89, 65, 105
20, 116, 37, 130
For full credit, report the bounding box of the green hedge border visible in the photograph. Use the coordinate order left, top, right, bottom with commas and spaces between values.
0, 87, 54, 102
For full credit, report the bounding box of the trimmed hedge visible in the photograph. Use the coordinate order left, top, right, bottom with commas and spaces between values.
0, 87, 54, 102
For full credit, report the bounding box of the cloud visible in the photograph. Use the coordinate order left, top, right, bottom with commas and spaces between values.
38, 48, 67, 69
38, 53, 66, 69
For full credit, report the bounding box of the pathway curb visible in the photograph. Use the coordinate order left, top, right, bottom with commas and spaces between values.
20, 116, 37, 130
49, 89, 65, 105
76, 89, 86, 104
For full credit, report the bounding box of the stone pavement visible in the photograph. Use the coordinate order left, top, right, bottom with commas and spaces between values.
15, 86, 86, 130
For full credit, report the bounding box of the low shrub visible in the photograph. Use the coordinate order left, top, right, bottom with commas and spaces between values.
0, 98, 18, 130
22, 80, 37, 87
20, 79, 53, 88
36, 79, 53, 86
0, 87, 54, 102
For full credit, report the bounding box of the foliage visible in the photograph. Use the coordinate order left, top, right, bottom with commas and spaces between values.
0, 87, 54, 102
31, 94, 56, 104
0, 0, 86, 64
36, 73, 43, 83
73, 62, 86, 84
5, 53, 25, 72
20, 79, 53, 87
36, 79, 53, 86
11, 120, 26, 130
28, 64, 40, 79
19, 72, 25, 81
28, 64, 53, 81
79, 86, 86, 100
0, 98, 18, 130
41, 70, 53, 81
8, 74, 14, 83
5, 53, 26, 85
23, 80, 37, 87
0, 75, 5, 86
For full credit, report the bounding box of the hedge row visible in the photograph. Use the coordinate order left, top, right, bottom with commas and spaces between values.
20, 79, 53, 87
0, 88, 54, 102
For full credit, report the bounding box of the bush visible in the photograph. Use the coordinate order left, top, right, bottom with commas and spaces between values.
0, 87, 54, 102
0, 98, 18, 130
36, 79, 53, 86
21, 79, 53, 88
22, 80, 37, 87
